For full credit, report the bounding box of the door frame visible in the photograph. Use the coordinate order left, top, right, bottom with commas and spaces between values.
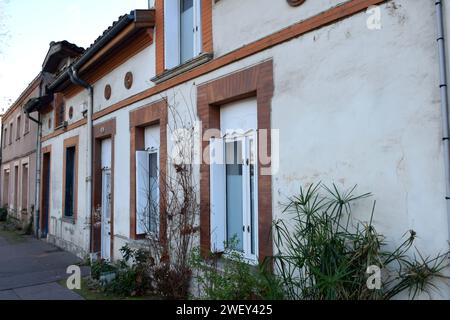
40, 145, 52, 237
92, 119, 116, 259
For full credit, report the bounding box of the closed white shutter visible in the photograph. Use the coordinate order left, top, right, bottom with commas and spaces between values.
164, 0, 181, 69
209, 138, 226, 252
193, 0, 202, 56
136, 151, 150, 235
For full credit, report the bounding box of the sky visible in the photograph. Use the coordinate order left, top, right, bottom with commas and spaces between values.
0, 0, 149, 114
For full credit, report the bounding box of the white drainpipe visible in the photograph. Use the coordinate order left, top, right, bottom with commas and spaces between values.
436, 0, 450, 243
68, 67, 93, 252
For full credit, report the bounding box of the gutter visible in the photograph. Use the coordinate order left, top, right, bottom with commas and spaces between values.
436, 0, 450, 243
23, 87, 43, 237
68, 66, 94, 254
68, 66, 94, 252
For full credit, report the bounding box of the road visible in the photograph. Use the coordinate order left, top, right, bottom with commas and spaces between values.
0, 229, 88, 300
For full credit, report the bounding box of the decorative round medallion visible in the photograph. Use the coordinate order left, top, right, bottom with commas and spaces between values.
124, 72, 133, 90
104, 84, 112, 100
287, 0, 306, 7
68, 106, 74, 120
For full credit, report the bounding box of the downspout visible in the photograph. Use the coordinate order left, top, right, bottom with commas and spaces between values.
68, 66, 94, 253
436, 0, 450, 243
26, 78, 44, 238
27, 110, 41, 237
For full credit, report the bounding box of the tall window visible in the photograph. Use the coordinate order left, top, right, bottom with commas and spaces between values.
24, 116, 30, 134
210, 132, 258, 261
3, 128, 7, 148
64, 146, 76, 218
164, 0, 202, 69
16, 116, 21, 140
136, 125, 160, 236
9, 123, 13, 144
56, 103, 65, 128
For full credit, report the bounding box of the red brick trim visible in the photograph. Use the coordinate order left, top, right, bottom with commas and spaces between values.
129, 100, 168, 240
201, 0, 213, 54
92, 119, 116, 256
155, 0, 165, 75
42, 0, 387, 143
62, 136, 79, 223
197, 60, 274, 263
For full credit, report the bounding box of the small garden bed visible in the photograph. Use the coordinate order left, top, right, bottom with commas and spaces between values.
59, 277, 159, 300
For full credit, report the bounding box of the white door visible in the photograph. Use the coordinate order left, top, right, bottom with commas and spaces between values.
101, 168, 112, 260
101, 138, 112, 260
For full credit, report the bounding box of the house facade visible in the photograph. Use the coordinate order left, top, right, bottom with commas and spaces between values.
7, 0, 450, 298
0, 75, 42, 229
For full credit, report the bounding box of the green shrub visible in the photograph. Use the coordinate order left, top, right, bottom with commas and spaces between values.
153, 263, 192, 300
102, 245, 153, 297
0, 207, 8, 222
190, 245, 284, 300
90, 259, 117, 281
271, 183, 449, 300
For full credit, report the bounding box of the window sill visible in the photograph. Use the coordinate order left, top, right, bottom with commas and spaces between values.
62, 217, 76, 225
151, 52, 214, 85
55, 122, 68, 131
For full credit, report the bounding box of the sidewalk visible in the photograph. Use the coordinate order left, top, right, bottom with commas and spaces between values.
0, 228, 89, 300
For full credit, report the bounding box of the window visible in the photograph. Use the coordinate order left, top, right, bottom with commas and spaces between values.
164, 0, 202, 69
24, 116, 30, 134
136, 125, 160, 236
210, 132, 258, 261
9, 123, 13, 144
16, 116, 21, 140
21, 164, 28, 210
136, 150, 160, 235
3, 170, 10, 207
14, 165, 19, 212
3, 128, 7, 148
56, 103, 65, 128
64, 146, 76, 218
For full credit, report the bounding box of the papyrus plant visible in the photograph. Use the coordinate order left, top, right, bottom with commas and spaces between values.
271, 183, 449, 300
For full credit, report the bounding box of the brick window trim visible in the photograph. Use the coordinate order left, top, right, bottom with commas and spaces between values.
155, 0, 213, 75
197, 60, 274, 264
91, 118, 116, 255
129, 99, 168, 241
62, 135, 79, 223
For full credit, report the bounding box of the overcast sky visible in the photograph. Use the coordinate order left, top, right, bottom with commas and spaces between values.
0, 0, 149, 114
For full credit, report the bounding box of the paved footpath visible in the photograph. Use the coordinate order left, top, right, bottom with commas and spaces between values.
0, 231, 89, 300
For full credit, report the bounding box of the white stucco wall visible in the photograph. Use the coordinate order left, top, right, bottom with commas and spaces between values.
42, 0, 450, 297
212, 0, 347, 57
42, 126, 89, 257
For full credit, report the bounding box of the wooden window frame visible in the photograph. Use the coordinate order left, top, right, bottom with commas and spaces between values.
16, 115, 21, 140
155, 0, 213, 75
62, 136, 79, 223
129, 99, 167, 240
197, 60, 274, 264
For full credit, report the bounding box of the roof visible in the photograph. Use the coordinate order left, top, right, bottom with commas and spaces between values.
48, 9, 155, 91
42, 41, 85, 74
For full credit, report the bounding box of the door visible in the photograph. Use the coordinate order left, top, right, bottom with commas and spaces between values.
41, 153, 51, 237
100, 138, 112, 260
101, 168, 112, 260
